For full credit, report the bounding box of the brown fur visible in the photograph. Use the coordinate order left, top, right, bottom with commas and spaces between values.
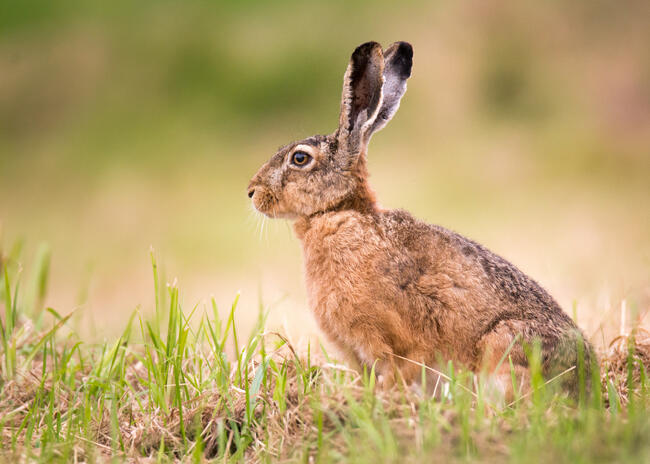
248, 41, 595, 399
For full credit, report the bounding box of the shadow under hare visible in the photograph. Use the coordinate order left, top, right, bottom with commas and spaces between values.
248, 41, 594, 400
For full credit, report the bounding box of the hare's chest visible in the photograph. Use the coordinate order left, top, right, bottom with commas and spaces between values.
299, 213, 385, 319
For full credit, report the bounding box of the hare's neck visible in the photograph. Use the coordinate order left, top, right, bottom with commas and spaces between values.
293, 180, 378, 239
337, 179, 378, 214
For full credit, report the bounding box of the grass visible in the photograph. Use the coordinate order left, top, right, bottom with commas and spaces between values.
1, 248, 650, 463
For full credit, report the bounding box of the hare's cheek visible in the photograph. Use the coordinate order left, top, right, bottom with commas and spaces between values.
280, 184, 304, 214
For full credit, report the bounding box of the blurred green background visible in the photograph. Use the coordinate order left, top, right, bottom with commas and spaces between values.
1, 0, 649, 344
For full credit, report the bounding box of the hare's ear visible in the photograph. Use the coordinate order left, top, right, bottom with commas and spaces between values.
337, 41, 385, 160
369, 42, 413, 135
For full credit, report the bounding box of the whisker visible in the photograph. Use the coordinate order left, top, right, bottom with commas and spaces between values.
259, 213, 267, 242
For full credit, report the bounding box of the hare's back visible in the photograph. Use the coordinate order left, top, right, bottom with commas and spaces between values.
379, 209, 575, 329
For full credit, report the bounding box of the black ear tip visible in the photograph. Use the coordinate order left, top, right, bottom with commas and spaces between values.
396, 41, 413, 59
387, 41, 413, 78
352, 41, 382, 59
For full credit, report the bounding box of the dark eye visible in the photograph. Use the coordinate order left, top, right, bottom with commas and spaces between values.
291, 151, 311, 166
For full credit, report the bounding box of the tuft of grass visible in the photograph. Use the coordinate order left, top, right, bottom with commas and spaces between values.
0, 247, 650, 462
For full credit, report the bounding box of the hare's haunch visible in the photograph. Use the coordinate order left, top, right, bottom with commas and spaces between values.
248, 41, 594, 399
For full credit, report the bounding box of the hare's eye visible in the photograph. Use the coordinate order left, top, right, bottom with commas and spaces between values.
291, 151, 312, 166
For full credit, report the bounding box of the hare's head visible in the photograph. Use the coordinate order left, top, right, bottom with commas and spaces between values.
248, 41, 413, 218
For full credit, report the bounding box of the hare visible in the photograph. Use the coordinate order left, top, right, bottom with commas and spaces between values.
248, 41, 594, 399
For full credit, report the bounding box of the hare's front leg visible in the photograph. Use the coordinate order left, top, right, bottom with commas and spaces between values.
333, 321, 400, 388
352, 336, 396, 387
353, 337, 429, 390
328, 339, 363, 372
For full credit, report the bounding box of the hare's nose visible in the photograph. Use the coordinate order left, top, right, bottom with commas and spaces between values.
247, 188, 255, 198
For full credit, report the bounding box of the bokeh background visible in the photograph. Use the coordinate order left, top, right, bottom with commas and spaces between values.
1, 0, 649, 347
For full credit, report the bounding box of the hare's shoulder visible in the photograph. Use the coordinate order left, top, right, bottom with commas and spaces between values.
377, 209, 460, 255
